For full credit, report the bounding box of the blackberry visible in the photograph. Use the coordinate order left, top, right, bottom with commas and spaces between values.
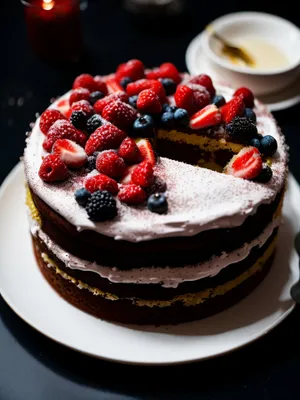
89, 91, 104, 105
85, 190, 117, 221
86, 114, 102, 135
120, 77, 133, 90
226, 117, 258, 143
86, 152, 99, 171
254, 165, 273, 183
147, 193, 168, 214
70, 110, 88, 130
160, 78, 177, 96
74, 188, 91, 206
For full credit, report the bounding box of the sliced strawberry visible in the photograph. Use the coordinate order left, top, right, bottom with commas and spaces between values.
43, 120, 87, 152
38, 154, 69, 182
84, 173, 119, 194
115, 59, 145, 82
233, 87, 254, 108
136, 139, 156, 166
136, 89, 162, 114
120, 164, 137, 184
126, 79, 166, 102
118, 137, 141, 164
69, 88, 90, 106
105, 77, 124, 93
102, 100, 137, 130
118, 184, 146, 205
224, 146, 262, 180
85, 124, 126, 155
39, 109, 66, 135
221, 95, 245, 124
57, 99, 72, 118
131, 161, 154, 188
189, 104, 221, 130
96, 150, 126, 178
189, 74, 216, 97
52, 139, 87, 169
93, 92, 129, 114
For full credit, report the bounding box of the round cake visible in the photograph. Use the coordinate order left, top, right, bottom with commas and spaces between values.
23, 59, 288, 325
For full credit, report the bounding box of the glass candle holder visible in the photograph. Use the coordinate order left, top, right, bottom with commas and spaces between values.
21, 0, 83, 63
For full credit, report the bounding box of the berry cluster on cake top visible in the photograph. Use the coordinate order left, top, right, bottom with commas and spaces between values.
37, 59, 278, 222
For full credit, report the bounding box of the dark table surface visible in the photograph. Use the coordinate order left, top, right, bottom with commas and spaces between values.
1, 1, 300, 399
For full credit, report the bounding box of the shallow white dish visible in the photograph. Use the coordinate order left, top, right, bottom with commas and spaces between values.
0, 163, 299, 365
186, 31, 300, 112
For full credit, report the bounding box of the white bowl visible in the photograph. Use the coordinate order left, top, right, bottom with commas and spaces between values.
200, 12, 300, 96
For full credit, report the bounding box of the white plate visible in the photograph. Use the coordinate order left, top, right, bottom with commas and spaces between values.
0, 163, 299, 365
185, 31, 300, 112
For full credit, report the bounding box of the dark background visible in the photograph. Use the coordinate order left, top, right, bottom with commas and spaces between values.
1, 1, 300, 399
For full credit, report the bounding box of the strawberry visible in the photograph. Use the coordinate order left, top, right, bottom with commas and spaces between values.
69, 88, 90, 106
118, 137, 141, 164
145, 68, 161, 80
43, 120, 87, 152
126, 79, 166, 102
56, 99, 72, 119
93, 92, 129, 114
224, 146, 262, 180
119, 164, 137, 184
189, 104, 222, 130
118, 184, 146, 205
189, 74, 216, 97
136, 139, 156, 166
38, 154, 69, 182
39, 109, 66, 135
85, 124, 126, 156
174, 84, 195, 114
105, 77, 124, 93
221, 95, 245, 124
73, 74, 108, 94
157, 62, 181, 84
52, 139, 87, 169
85, 173, 118, 194
71, 100, 94, 117
131, 161, 154, 188
102, 100, 137, 130
233, 87, 254, 108
115, 59, 145, 82
136, 89, 162, 113
96, 150, 126, 178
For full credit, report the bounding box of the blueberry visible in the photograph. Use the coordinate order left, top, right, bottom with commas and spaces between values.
86, 114, 102, 135
244, 108, 257, 123
174, 108, 189, 127
147, 193, 168, 214
70, 110, 88, 130
160, 78, 177, 96
129, 95, 138, 108
249, 137, 261, 150
256, 133, 263, 140
74, 188, 91, 206
254, 165, 273, 183
120, 77, 133, 90
89, 91, 104, 105
162, 104, 177, 113
260, 135, 278, 157
161, 111, 175, 128
132, 115, 155, 138
212, 95, 226, 107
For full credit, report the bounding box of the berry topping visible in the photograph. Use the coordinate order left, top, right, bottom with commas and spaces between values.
253, 165, 273, 183
137, 89, 162, 114
115, 59, 145, 82
69, 88, 90, 106
93, 92, 129, 114
52, 139, 87, 169
38, 154, 69, 182
85, 174, 119, 195
131, 160, 154, 188
85, 190, 117, 222
86, 114, 102, 135
86, 152, 99, 172
221, 95, 245, 124
126, 79, 166, 102
234, 87, 254, 108
120, 77, 133, 90
147, 193, 168, 214
189, 104, 221, 130
260, 135, 278, 157
174, 84, 195, 114
136, 138, 156, 166
189, 74, 216, 97
39, 109, 66, 135
226, 116, 258, 143
212, 95, 226, 107
132, 115, 155, 138
128, 95, 138, 108
43, 120, 87, 152
74, 188, 91, 206
85, 124, 126, 155
102, 100, 137, 130
224, 146, 263, 180
118, 184, 146, 205
159, 78, 177, 96
161, 111, 175, 128
118, 137, 141, 164
173, 108, 189, 127
244, 108, 257, 123
71, 100, 94, 118
96, 150, 126, 178
89, 91, 105, 106
70, 110, 88, 130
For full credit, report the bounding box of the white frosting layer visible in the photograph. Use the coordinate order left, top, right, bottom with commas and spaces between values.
31, 217, 281, 288
23, 87, 288, 243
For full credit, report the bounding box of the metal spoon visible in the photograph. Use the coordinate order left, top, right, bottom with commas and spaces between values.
290, 232, 300, 303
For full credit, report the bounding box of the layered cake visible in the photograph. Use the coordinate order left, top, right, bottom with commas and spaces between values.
23, 59, 288, 325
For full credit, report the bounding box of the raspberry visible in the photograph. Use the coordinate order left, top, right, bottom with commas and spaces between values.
96, 151, 126, 178
221, 95, 245, 124
118, 137, 141, 164
93, 92, 129, 114
85, 174, 119, 194
38, 154, 69, 182
71, 100, 94, 118
102, 100, 137, 130
93, 76, 108, 95
137, 89, 162, 113
69, 88, 90, 106
39, 109, 66, 135
131, 161, 154, 188
85, 190, 117, 221
85, 124, 126, 155
174, 85, 195, 115
126, 79, 166, 102
73, 74, 108, 94
189, 74, 216, 97
189, 84, 211, 111
233, 87, 255, 108
43, 120, 87, 152
118, 184, 146, 205
115, 59, 145, 82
